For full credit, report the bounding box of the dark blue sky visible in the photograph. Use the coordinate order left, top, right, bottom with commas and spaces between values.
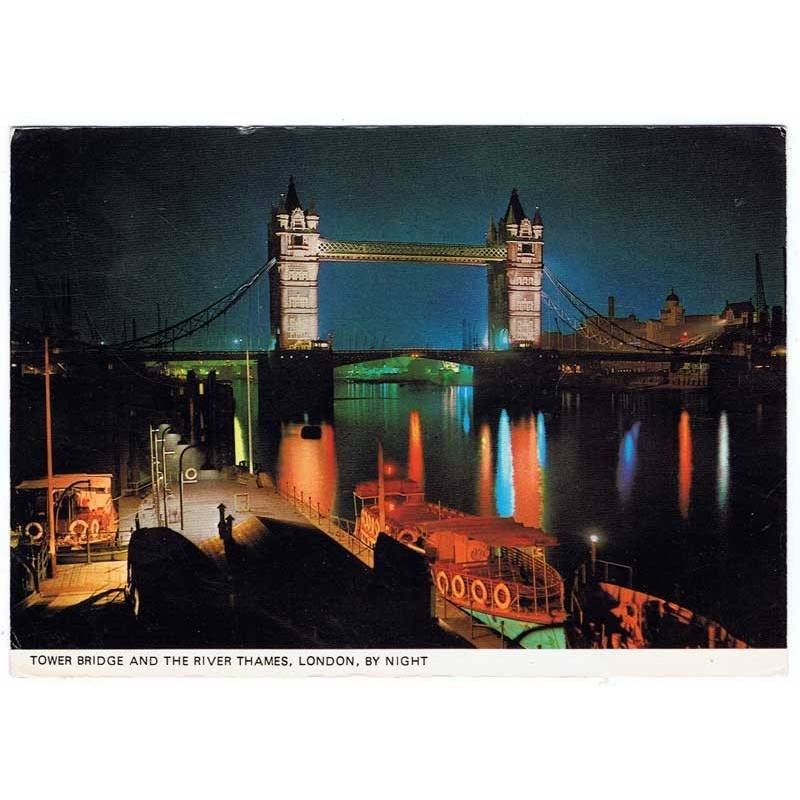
11, 126, 785, 349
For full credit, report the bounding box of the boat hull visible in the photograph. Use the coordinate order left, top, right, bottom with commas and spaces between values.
464, 608, 567, 649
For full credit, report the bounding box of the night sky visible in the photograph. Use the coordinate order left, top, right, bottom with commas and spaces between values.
10, 126, 786, 349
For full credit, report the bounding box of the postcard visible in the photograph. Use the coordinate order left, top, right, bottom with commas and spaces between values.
8, 126, 787, 676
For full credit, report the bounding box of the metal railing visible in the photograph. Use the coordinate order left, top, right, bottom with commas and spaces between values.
11, 537, 51, 595
434, 559, 564, 617
278, 482, 375, 568
576, 558, 634, 588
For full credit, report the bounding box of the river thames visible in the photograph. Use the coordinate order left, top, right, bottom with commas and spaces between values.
259, 383, 785, 648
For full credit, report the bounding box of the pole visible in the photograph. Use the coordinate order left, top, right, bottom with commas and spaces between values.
178, 444, 200, 530
245, 348, 254, 474
377, 440, 386, 533
44, 337, 57, 577
149, 426, 157, 521
160, 425, 175, 525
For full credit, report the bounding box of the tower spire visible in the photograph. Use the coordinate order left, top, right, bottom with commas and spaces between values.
503, 188, 526, 227
755, 253, 768, 317
285, 175, 301, 212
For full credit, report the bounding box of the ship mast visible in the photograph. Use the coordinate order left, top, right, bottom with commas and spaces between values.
377, 439, 386, 533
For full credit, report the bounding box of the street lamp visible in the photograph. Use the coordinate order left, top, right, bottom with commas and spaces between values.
158, 424, 178, 526
178, 444, 201, 530
589, 533, 599, 577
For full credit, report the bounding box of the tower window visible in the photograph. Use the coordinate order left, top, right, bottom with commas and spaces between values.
292, 235, 304, 246
521, 243, 532, 254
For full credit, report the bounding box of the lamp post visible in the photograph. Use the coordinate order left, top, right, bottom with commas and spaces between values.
44, 337, 57, 577
590, 534, 599, 577
179, 444, 201, 530
158, 424, 177, 526
245, 345, 254, 475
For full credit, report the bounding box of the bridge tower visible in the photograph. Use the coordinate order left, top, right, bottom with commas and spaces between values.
268, 177, 320, 350
486, 189, 543, 349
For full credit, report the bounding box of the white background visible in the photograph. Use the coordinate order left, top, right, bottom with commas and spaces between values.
1, 2, 797, 798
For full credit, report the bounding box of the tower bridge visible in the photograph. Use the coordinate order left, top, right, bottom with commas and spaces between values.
269, 177, 543, 352
94, 175, 752, 417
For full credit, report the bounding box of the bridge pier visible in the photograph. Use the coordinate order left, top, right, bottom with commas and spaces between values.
471, 351, 560, 406
258, 350, 334, 423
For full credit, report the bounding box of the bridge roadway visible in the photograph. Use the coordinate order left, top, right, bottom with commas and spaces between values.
129, 347, 743, 366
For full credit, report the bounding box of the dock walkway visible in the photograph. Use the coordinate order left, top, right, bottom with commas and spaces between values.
13, 470, 497, 649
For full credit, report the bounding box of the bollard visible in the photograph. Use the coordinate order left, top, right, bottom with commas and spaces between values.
217, 503, 228, 541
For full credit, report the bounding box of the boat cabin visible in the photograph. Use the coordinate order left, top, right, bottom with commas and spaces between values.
14, 473, 118, 547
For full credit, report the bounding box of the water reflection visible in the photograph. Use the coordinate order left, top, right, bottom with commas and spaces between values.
678, 410, 693, 520
511, 414, 544, 529
456, 387, 472, 435
717, 411, 729, 518
537, 411, 547, 468
407, 410, 425, 489
276, 422, 338, 515
477, 422, 493, 516
616, 421, 641, 505
259, 382, 784, 647
495, 410, 515, 517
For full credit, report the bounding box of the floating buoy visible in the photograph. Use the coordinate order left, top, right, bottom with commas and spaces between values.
451, 574, 466, 599
471, 579, 488, 606
436, 571, 449, 596
24, 521, 44, 542
493, 582, 512, 610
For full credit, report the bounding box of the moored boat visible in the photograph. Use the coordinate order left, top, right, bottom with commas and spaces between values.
13, 473, 119, 549
354, 477, 569, 649
569, 559, 749, 648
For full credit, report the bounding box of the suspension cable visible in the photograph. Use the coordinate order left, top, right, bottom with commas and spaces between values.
115, 257, 276, 350
543, 265, 676, 353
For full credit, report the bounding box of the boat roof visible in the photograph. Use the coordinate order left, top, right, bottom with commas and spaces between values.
354, 478, 424, 498
415, 517, 557, 548
15, 474, 113, 491
383, 504, 451, 526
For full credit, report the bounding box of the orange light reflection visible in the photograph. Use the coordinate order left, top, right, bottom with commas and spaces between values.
407, 410, 425, 489
678, 410, 692, 520
511, 414, 542, 528
477, 422, 493, 516
276, 423, 338, 516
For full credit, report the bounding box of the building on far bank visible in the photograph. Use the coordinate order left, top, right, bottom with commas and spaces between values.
573, 289, 759, 351
721, 299, 755, 327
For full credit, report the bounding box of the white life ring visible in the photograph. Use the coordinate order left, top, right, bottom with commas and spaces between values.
69, 519, 89, 536
435, 570, 449, 596
471, 579, 488, 606
184, 467, 198, 482
398, 529, 416, 545
493, 582, 512, 610
24, 521, 44, 542
451, 574, 466, 599
89, 519, 101, 535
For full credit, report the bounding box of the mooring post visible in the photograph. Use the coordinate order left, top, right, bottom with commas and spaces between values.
217, 503, 227, 540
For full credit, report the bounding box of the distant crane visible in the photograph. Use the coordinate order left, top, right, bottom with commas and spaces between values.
755, 253, 769, 324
